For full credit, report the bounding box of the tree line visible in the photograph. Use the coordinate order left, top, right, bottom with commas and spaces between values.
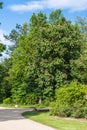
0, 9, 87, 106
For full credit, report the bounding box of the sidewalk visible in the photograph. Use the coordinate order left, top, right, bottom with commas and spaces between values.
0, 119, 56, 130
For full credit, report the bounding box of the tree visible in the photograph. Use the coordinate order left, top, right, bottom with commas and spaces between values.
3, 10, 84, 104
0, 43, 5, 56
0, 58, 12, 102
4, 23, 29, 52
8, 12, 47, 103
30, 12, 47, 28
32, 20, 82, 100
0, 2, 3, 9
8, 33, 38, 103
0, 2, 3, 25
49, 9, 66, 25
0, 2, 5, 57
76, 17, 87, 34
71, 17, 87, 83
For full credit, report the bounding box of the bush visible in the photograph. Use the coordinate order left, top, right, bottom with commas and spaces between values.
24, 93, 37, 105
3, 98, 11, 104
42, 100, 50, 106
50, 81, 87, 118
50, 102, 72, 117
71, 102, 83, 118
82, 104, 87, 119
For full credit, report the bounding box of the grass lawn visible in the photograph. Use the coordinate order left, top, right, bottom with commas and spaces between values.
0, 103, 46, 108
0, 104, 38, 108
23, 110, 87, 130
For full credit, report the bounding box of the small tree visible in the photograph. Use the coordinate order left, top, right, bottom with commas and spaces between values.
0, 2, 3, 9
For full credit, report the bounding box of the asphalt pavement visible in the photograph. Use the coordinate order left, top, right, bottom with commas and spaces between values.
0, 107, 56, 130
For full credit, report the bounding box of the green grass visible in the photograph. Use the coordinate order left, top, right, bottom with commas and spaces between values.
23, 110, 87, 130
0, 103, 47, 108
0, 103, 14, 108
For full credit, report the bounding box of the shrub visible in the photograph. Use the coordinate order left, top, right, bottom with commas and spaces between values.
42, 100, 50, 106
50, 102, 72, 117
82, 104, 87, 119
3, 98, 11, 104
50, 81, 87, 118
25, 93, 37, 105
71, 102, 83, 118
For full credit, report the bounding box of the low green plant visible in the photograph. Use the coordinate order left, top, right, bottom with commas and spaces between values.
82, 105, 87, 119
50, 81, 87, 118
42, 99, 50, 106
24, 93, 37, 105
3, 97, 11, 104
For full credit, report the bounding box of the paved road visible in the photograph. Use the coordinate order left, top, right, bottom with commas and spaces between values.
0, 107, 56, 130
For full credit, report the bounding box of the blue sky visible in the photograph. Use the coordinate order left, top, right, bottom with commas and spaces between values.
0, 0, 87, 45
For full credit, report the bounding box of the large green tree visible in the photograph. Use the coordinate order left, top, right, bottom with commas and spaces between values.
7, 10, 83, 104
8, 12, 48, 103
31, 19, 82, 101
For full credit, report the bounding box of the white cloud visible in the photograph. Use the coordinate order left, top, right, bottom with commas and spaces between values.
9, 1, 43, 12
8, 0, 87, 12
0, 30, 13, 46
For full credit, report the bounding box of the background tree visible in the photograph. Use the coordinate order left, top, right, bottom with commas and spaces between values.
0, 58, 12, 102
0, 1, 5, 57
0, 43, 5, 56
0, 2, 3, 9
4, 23, 29, 52
71, 17, 87, 83
0, 2, 3, 25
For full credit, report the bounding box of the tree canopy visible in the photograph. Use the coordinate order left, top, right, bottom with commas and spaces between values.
0, 9, 86, 105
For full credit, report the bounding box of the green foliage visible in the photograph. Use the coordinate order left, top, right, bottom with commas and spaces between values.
24, 93, 37, 105
82, 106, 87, 119
0, 43, 5, 56
32, 19, 82, 100
76, 17, 87, 39
1, 9, 85, 106
0, 58, 12, 100
30, 12, 47, 28
50, 103, 72, 117
50, 82, 87, 118
56, 82, 87, 105
0, 2, 3, 9
4, 23, 29, 52
49, 9, 66, 25
3, 97, 11, 104
11, 82, 27, 104
73, 16, 87, 83
9, 10, 83, 103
